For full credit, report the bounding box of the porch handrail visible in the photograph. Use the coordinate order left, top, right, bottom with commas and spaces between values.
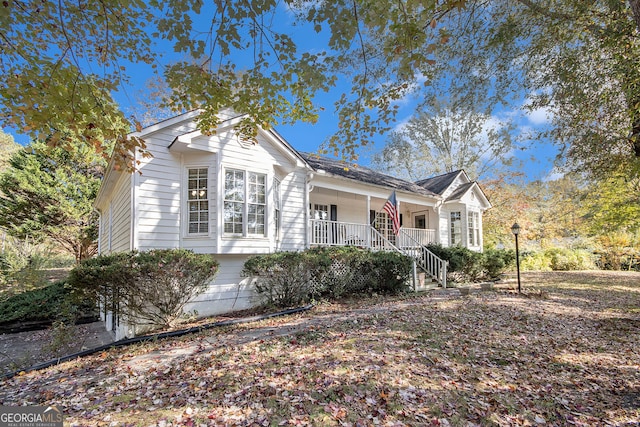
367, 225, 400, 252
398, 229, 447, 288
398, 227, 436, 248
310, 219, 374, 247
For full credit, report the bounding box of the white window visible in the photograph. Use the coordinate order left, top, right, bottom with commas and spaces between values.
248, 172, 266, 235
313, 204, 328, 220
274, 178, 281, 240
224, 169, 267, 236
373, 211, 399, 243
187, 168, 209, 234
450, 211, 462, 245
468, 211, 480, 246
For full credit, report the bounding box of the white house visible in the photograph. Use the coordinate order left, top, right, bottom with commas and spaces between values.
94, 111, 491, 338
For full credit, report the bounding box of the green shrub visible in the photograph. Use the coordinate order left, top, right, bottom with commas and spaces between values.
426, 244, 481, 282
0, 281, 96, 327
366, 250, 412, 294
243, 247, 412, 307
69, 249, 219, 329
483, 249, 516, 279
243, 250, 330, 307
521, 250, 552, 271
308, 246, 366, 298
521, 248, 596, 271
425, 245, 514, 282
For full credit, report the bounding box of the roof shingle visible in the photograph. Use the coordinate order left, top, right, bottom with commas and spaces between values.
415, 170, 463, 196
301, 153, 438, 197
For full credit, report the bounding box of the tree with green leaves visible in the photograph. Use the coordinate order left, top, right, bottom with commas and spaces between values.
371, 100, 515, 181
580, 171, 640, 235
0, 140, 104, 262
0, 130, 20, 171
3, 0, 640, 178
422, 0, 640, 179
1, 0, 469, 169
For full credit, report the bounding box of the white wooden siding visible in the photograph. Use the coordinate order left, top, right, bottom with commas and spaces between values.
134, 122, 202, 251
189, 127, 303, 254
131, 117, 306, 255
110, 173, 133, 253
184, 254, 259, 317
135, 150, 182, 250
439, 209, 450, 247
279, 169, 307, 251
98, 204, 110, 254
309, 188, 372, 225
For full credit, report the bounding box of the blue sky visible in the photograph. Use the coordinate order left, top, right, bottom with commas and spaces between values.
2, 2, 559, 182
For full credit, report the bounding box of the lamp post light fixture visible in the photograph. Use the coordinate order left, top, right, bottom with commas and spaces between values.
511, 222, 522, 294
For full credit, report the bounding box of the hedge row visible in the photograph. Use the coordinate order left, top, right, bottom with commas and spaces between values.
0, 281, 96, 332
242, 246, 412, 307
425, 245, 515, 283
68, 249, 219, 329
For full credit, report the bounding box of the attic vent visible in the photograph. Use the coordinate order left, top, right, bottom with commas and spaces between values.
235, 132, 257, 149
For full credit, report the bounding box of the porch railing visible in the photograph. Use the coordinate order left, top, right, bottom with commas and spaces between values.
398, 227, 436, 247
310, 219, 397, 251
399, 229, 447, 288
310, 219, 446, 288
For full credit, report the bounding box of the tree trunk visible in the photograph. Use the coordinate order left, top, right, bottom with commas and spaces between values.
627, 0, 640, 157
629, 0, 640, 33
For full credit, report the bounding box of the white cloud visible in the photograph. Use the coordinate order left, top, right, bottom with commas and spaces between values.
391, 116, 411, 132
527, 106, 552, 125
543, 168, 564, 182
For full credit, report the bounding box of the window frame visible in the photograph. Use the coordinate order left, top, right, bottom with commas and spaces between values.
313, 203, 329, 220
223, 167, 268, 238
186, 167, 210, 236
273, 177, 281, 241
468, 211, 480, 247
450, 211, 462, 246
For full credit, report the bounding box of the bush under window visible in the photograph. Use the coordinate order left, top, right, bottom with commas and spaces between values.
242, 247, 412, 307
68, 249, 219, 330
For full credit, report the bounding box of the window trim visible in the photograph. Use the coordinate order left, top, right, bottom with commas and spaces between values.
468, 211, 480, 247
450, 211, 462, 246
223, 167, 268, 238
274, 177, 281, 241
185, 166, 210, 237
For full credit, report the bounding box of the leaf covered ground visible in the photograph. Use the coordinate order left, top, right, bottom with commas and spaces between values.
1, 271, 639, 426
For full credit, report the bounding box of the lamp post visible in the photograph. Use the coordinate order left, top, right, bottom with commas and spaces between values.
511, 222, 522, 294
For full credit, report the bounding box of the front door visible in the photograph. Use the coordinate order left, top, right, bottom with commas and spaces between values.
373, 211, 397, 245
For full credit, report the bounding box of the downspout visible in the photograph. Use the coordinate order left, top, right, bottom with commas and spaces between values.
130, 149, 137, 251
304, 172, 314, 249
94, 208, 102, 255
434, 201, 442, 245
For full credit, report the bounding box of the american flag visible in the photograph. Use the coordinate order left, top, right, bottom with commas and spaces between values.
383, 191, 401, 235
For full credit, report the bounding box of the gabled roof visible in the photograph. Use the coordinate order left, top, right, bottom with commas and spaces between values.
301, 153, 438, 197
415, 169, 491, 209
445, 182, 474, 202
167, 114, 309, 169
415, 170, 466, 196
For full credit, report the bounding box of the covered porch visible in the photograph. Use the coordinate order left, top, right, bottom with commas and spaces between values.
308, 187, 439, 250
306, 178, 447, 288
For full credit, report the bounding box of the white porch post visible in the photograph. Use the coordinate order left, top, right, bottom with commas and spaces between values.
366, 195, 371, 247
